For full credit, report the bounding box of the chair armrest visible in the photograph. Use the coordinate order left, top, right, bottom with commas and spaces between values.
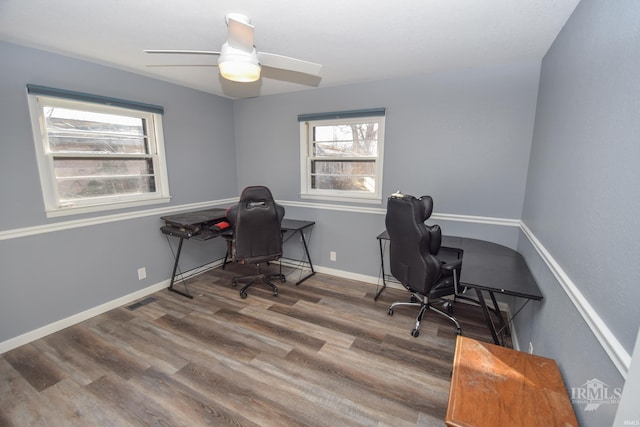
441, 259, 462, 271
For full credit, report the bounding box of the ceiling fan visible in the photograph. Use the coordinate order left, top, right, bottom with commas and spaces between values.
145, 13, 322, 83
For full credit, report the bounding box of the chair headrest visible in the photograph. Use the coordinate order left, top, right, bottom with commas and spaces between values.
239, 186, 275, 204
419, 195, 434, 220
388, 192, 434, 222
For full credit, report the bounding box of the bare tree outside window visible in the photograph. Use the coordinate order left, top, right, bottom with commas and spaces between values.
301, 113, 385, 202
312, 122, 378, 192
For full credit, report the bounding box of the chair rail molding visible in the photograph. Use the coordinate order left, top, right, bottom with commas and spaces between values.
520, 222, 631, 377
280, 199, 521, 228
0, 198, 238, 241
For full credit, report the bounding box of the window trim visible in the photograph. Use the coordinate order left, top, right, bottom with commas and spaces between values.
299, 110, 386, 204
27, 87, 171, 218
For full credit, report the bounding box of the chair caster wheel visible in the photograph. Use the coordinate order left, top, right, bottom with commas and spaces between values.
387, 308, 394, 316
273, 291, 278, 297
455, 328, 462, 335
444, 301, 454, 314
240, 291, 247, 299
411, 329, 420, 337
232, 279, 238, 288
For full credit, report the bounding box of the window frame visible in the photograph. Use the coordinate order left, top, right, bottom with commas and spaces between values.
299, 112, 386, 204
27, 89, 171, 218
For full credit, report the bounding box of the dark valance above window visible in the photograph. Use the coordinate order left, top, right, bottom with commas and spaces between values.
26, 84, 164, 114
297, 108, 386, 122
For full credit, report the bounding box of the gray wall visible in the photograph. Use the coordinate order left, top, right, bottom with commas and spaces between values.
0, 41, 236, 343
517, 1, 640, 426
234, 61, 539, 219
2, 3, 638, 422
233, 60, 540, 272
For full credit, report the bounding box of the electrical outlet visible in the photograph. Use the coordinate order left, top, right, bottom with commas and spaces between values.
528, 341, 534, 354
138, 267, 147, 280
330, 251, 337, 261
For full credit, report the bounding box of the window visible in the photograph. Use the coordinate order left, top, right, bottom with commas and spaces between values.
299, 109, 386, 203
27, 85, 170, 217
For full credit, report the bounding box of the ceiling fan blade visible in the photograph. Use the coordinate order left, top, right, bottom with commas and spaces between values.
146, 64, 218, 68
257, 52, 322, 77
226, 14, 255, 52
144, 50, 221, 56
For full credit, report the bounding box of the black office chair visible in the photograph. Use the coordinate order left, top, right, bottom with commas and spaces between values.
385, 192, 463, 337
226, 186, 286, 298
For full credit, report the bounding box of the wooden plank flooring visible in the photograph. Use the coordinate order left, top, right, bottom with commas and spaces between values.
0, 264, 504, 426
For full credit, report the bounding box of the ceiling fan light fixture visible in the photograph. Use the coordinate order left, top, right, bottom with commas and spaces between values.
219, 59, 261, 82
218, 43, 261, 82
144, 13, 322, 86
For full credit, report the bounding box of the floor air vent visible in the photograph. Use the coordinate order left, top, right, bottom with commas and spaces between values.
126, 296, 158, 311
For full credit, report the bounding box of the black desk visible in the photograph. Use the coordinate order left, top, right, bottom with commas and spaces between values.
161, 209, 315, 299
376, 231, 543, 345
280, 219, 316, 285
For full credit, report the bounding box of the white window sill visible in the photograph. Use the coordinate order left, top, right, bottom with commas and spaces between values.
300, 193, 382, 205
45, 196, 171, 218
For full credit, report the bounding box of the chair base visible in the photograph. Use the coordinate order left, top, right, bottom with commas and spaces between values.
388, 292, 462, 337
231, 263, 286, 298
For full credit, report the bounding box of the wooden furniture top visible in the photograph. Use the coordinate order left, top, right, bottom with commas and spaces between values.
446, 336, 578, 427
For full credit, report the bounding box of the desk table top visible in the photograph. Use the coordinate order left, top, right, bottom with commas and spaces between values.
161, 208, 227, 228
446, 336, 578, 427
442, 236, 542, 300
161, 207, 314, 240
377, 231, 542, 300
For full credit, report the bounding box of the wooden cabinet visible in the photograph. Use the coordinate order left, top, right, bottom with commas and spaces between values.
446, 336, 578, 426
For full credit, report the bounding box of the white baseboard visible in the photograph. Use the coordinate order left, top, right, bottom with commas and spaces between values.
311, 264, 380, 285
0, 259, 226, 355
0, 261, 360, 355
0, 280, 169, 355
1, 259, 519, 355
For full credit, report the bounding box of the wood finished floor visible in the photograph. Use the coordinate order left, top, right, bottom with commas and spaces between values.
0, 264, 503, 427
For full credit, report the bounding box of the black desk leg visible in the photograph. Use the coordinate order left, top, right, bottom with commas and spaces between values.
488, 290, 509, 342
374, 238, 387, 301
222, 238, 232, 270
475, 288, 501, 345
295, 229, 316, 285
168, 237, 194, 299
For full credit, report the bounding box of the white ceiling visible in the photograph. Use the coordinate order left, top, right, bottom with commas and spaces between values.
0, 0, 580, 99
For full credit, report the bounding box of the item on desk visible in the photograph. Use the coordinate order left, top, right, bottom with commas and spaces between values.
164, 220, 202, 233
211, 221, 230, 232
160, 226, 194, 239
